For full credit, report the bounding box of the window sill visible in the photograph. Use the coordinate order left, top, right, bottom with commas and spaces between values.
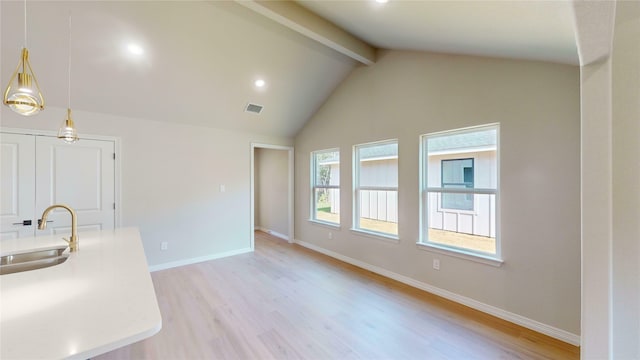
350, 228, 399, 243
308, 219, 341, 229
416, 242, 504, 267
436, 207, 477, 216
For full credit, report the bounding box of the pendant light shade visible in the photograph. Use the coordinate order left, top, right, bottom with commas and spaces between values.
58, 108, 79, 143
4, 48, 45, 116
58, 13, 79, 144
3, 0, 45, 116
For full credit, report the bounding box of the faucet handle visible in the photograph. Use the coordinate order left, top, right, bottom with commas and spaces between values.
62, 237, 70, 245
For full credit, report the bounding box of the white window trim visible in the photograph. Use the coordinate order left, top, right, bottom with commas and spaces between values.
310, 148, 340, 225
431, 187, 496, 216
420, 124, 501, 262
308, 218, 341, 229
353, 139, 399, 239
415, 241, 504, 267
350, 228, 399, 243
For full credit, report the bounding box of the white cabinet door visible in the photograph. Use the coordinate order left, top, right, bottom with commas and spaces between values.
0, 132, 115, 240
35, 136, 115, 236
0, 134, 36, 240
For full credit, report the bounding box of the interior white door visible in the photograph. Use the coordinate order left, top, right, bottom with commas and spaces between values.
35, 136, 115, 236
0, 133, 36, 240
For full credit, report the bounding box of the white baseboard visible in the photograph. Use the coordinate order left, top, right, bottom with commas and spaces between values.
294, 238, 580, 347
148, 247, 253, 272
255, 227, 290, 241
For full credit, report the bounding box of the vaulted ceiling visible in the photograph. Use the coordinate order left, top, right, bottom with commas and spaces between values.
1, 1, 580, 138
297, 0, 578, 65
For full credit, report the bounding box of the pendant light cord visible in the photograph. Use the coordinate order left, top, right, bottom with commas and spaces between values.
68, 12, 72, 109
23, 0, 27, 47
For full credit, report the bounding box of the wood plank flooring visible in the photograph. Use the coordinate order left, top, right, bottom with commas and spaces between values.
96, 231, 579, 360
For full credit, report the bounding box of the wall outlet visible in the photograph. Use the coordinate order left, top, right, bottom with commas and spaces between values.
161, 241, 168, 251
219, 184, 226, 193
433, 258, 440, 270
328, 232, 333, 240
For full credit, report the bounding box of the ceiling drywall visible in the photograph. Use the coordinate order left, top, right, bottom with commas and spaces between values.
0, 1, 356, 138
297, 0, 579, 65
1, 1, 581, 138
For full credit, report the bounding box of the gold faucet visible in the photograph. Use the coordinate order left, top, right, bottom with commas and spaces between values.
38, 204, 79, 252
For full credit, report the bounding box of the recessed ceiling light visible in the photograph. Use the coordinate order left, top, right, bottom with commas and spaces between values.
375, 0, 388, 3
254, 79, 266, 88
127, 44, 144, 55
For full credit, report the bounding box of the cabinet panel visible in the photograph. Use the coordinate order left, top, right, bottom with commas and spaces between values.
0, 134, 35, 240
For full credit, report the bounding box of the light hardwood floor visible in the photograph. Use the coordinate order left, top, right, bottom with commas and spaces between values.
96, 231, 578, 360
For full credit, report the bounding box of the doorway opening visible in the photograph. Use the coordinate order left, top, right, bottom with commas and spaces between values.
250, 143, 294, 249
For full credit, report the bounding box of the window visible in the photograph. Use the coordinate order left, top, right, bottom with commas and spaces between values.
311, 149, 340, 225
441, 158, 474, 211
421, 124, 499, 258
353, 140, 398, 238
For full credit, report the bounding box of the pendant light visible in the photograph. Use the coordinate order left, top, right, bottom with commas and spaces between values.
58, 13, 79, 143
3, 0, 45, 116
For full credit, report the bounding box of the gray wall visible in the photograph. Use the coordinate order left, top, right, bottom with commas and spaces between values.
1, 106, 292, 267
255, 148, 290, 238
294, 50, 581, 336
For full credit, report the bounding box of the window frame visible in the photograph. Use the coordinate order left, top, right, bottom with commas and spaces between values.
310, 148, 340, 227
419, 124, 502, 265
352, 139, 399, 240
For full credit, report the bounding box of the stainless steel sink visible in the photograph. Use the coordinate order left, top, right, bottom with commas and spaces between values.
0, 246, 69, 275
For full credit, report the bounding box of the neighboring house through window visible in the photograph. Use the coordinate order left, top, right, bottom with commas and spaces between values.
421, 124, 499, 258
353, 140, 398, 238
311, 149, 340, 225
441, 158, 474, 211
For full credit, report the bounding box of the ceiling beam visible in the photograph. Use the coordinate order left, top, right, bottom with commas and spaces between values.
236, 0, 376, 65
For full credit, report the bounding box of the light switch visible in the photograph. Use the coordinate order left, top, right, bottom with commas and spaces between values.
220, 185, 226, 192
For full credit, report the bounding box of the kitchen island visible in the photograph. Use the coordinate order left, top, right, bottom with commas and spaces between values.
0, 227, 161, 359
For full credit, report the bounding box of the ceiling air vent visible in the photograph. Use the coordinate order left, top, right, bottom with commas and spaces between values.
245, 103, 264, 114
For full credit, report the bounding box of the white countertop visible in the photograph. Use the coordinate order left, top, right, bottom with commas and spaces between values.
0, 227, 162, 359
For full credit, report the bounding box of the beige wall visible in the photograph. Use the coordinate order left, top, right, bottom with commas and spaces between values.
1, 106, 292, 268
612, 1, 640, 357
294, 50, 581, 337
255, 148, 290, 238
580, 57, 613, 359
575, 1, 640, 356
572, 2, 617, 357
